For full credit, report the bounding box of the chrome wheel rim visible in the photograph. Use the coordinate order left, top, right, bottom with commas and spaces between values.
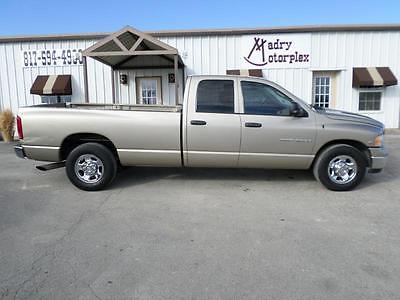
328, 155, 358, 185
74, 154, 104, 184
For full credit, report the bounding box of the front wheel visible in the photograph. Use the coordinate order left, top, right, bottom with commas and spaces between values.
66, 143, 117, 191
313, 144, 367, 191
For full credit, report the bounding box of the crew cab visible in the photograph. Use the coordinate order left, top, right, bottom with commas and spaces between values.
15, 75, 387, 191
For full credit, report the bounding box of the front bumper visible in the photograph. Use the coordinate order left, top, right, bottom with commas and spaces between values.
14, 144, 26, 159
368, 147, 388, 170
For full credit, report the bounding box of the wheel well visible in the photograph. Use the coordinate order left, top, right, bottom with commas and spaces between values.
312, 139, 370, 167
59, 133, 119, 163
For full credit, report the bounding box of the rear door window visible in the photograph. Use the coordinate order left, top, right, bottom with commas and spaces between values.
196, 80, 234, 113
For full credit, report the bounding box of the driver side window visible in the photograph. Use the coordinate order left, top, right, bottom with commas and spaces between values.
241, 81, 294, 116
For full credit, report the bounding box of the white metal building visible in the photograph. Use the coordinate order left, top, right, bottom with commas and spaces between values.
0, 24, 399, 127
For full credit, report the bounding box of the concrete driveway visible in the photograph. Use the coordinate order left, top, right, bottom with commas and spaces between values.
1, 135, 400, 299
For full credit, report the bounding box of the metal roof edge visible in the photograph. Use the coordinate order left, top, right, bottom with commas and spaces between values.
0, 32, 109, 43
1, 23, 400, 43
151, 23, 400, 37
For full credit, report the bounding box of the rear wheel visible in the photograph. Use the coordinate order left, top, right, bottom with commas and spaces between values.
313, 144, 367, 191
66, 143, 117, 191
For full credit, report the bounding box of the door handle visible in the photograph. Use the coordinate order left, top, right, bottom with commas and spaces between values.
191, 120, 207, 126
245, 122, 262, 128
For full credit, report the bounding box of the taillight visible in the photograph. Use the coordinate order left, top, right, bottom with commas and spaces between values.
17, 115, 23, 140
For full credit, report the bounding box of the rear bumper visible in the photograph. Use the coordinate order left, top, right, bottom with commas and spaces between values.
15, 144, 60, 162
368, 147, 388, 170
14, 145, 26, 159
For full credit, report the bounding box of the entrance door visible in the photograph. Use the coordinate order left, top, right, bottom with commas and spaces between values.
185, 78, 241, 167
238, 79, 316, 169
136, 77, 162, 105
312, 71, 338, 108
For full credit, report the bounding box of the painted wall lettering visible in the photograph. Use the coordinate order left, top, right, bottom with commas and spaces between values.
241, 34, 311, 69
21, 49, 83, 68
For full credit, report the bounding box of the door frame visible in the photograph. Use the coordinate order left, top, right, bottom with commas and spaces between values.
236, 77, 316, 169
236, 76, 312, 114
182, 76, 242, 167
312, 71, 339, 109
135, 76, 163, 105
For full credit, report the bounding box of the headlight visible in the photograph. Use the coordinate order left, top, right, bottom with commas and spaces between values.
372, 134, 384, 147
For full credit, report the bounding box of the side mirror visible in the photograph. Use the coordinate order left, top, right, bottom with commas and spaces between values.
290, 103, 308, 117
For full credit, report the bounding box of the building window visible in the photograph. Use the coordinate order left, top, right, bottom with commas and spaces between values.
313, 76, 331, 108
41, 95, 71, 104
196, 80, 234, 113
359, 88, 382, 111
136, 77, 162, 105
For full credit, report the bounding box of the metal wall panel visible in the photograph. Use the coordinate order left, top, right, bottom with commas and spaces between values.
159, 31, 400, 128
0, 39, 113, 115
0, 30, 399, 127
309, 31, 400, 128
114, 68, 183, 105
159, 35, 314, 101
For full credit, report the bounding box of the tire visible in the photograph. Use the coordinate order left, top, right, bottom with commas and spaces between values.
65, 143, 117, 191
313, 144, 367, 191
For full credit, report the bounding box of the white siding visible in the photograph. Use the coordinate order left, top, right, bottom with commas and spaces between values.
159, 31, 400, 128
309, 31, 400, 128
114, 69, 183, 105
0, 29, 399, 127
0, 39, 113, 115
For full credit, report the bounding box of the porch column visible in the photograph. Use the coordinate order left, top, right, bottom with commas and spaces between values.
111, 68, 116, 104
174, 54, 179, 105
83, 56, 89, 103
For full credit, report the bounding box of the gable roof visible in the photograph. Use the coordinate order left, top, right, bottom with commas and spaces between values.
82, 26, 182, 68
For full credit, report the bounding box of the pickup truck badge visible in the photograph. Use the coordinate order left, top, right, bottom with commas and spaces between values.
279, 138, 312, 143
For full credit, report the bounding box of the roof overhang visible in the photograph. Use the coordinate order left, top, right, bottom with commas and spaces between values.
82, 26, 184, 69
353, 67, 397, 87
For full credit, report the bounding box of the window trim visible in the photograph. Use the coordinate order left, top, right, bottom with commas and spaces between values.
312, 75, 331, 108
135, 76, 163, 105
41, 95, 72, 104
195, 79, 236, 114
358, 87, 383, 112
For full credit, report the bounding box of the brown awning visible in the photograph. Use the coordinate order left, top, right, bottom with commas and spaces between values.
227, 69, 263, 77
353, 67, 397, 87
30, 75, 72, 95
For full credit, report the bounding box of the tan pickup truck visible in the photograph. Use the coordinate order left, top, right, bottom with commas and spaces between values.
15, 75, 387, 191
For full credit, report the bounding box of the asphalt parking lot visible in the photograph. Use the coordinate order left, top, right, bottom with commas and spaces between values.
1, 136, 400, 300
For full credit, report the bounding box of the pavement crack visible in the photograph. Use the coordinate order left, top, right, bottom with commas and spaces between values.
57, 190, 117, 243
2, 191, 118, 299
87, 283, 103, 300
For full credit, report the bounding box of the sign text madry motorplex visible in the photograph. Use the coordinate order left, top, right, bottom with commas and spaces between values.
242, 34, 311, 69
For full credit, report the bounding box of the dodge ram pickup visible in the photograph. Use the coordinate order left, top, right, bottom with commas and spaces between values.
14, 75, 387, 191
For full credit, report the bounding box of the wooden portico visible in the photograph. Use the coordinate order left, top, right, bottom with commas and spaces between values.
82, 26, 184, 105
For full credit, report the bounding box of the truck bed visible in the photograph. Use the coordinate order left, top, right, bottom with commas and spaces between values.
19, 103, 183, 166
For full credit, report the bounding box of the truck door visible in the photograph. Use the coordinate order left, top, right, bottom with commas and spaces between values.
238, 79, 316, 169
184, 78, 241, 167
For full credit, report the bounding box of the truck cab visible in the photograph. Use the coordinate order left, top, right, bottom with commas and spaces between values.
183, 76, 315, 169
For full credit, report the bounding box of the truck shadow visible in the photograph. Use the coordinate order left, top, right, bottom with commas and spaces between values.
111, 138, 399, 191
111, 167, 315, 190
111, 166, 393, 191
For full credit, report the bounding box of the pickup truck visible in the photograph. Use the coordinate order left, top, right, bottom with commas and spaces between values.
14, 75, 387, 191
